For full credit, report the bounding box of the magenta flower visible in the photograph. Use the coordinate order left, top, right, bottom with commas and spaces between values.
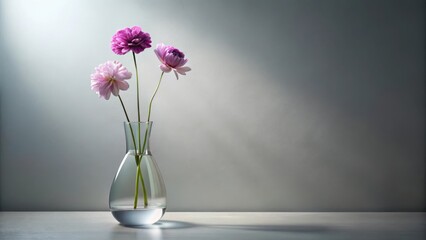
90, 61, 132, 100
111, 26, 152, 55
154, 43, 191, 79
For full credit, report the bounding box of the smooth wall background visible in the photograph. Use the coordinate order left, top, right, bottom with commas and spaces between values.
0, 0, 424, 211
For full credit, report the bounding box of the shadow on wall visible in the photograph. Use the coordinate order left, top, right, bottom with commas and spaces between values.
0, 27, 21, 210
0, 33, 10, 210
0, 88, 2, 210
0, 36, 6, 209
148, 0, 426, 210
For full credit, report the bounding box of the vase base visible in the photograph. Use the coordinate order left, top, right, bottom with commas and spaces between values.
111, 207, 166, 226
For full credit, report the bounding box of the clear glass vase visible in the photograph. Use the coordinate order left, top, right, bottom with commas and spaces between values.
109, 122, 167, 226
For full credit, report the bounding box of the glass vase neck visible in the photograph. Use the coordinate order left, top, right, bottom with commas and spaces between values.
124, 121, 153, 155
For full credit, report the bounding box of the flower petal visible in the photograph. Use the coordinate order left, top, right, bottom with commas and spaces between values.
160, 64, 172, 72
131, 26, 141, 35
104, 91, 111, 100
111, 83, 119, 96
176, 58, 188, 68
116, 80, 129, 90
154, 43, 167, 63
175, 66, 191, 75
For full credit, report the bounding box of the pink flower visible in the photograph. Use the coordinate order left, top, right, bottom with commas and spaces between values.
154, 43, 191, 79
111, 26, 152, 55
90, 61, 132, 100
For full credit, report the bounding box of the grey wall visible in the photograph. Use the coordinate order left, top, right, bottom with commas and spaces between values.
0, 0, 424, 211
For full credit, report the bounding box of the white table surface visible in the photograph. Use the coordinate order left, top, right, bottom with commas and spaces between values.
0, 212, 425, 240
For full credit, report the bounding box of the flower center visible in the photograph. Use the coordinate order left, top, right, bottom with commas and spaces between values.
129, 38, 142, 46
171, 49, 184, 58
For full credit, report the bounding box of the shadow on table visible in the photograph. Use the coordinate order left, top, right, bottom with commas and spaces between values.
207, 224, 332, 233
120, 220, 197, 229
120, 220, 332, 234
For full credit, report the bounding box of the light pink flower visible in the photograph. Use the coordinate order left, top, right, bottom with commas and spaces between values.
90, 61, 132, 100
154, 43, 191, 79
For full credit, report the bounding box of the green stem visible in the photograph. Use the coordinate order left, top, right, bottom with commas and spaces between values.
147, 72, 165, 123
118, 95, 146, 208
134, 72, 165, 208
118, 95, 138, 158
131, 53, 149, 208
118, 95, 131, 123
139, 72, 164, 167
132, 52, 142, 154
139, 163, 148, 207
131, 52, 149, 208
134, 165, 140, 209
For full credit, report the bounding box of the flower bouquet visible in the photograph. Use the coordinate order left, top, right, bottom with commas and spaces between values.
90, 26, 190, 225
